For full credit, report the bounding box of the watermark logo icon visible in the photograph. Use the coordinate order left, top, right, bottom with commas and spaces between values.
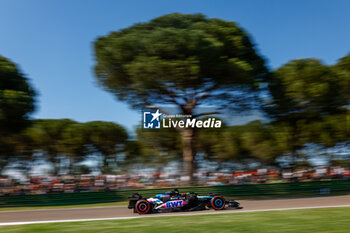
142, 108, 222, 129
143, 109, 162, 129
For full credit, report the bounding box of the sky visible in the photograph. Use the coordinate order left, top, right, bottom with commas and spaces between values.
0, 0, 349, 132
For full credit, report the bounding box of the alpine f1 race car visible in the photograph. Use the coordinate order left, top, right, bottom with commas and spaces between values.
128, 189, 241, 214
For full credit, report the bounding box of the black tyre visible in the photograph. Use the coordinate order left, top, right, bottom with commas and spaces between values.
211, 196, 225, 210
135, 200, 151, 214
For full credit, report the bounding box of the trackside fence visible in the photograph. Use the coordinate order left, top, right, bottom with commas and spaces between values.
1, 180, 350, 207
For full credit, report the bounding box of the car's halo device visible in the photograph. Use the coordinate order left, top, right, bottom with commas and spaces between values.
128, 189, 241, 214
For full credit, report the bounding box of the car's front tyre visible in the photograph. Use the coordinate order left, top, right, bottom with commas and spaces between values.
211, 196, 225, 210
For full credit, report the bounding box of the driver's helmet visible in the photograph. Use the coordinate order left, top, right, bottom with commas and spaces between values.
170, 188, 179, 196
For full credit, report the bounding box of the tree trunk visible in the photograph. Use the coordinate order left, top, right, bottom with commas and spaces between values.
290, 120, 299, 182
181, 128, 196, 185
50, 154, 61, 175
102, 155, 109, 174
69, 157, 75, 174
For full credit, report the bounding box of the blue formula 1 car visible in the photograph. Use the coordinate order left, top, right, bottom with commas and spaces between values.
128, 189, 241, 214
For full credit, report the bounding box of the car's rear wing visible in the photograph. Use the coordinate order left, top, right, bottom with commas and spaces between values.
128, 193, 143, 209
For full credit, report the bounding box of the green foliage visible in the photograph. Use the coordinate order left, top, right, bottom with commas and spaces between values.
61, 122, 90, 159
330, 159, 350, 167
265, 59, 346, 119
123, 140, 142, 165
0, 56, 36, 171
197, 123, 244, 162
94, 13, 268, 182
334, 53, 350, 101
135, 124, 182, 166
84, 121, 128, 173
306, 113, 348, 147
0, 119, 128, 175
27, 119, 77, 156
94, 13, 267, 109
262, 58, 350, 168
84, 121, 128, 155
197, 121, 286, 166
0, 56, 36, 134
239, 121, 285, 164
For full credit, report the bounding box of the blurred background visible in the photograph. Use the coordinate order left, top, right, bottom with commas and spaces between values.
1, 0, 350, 198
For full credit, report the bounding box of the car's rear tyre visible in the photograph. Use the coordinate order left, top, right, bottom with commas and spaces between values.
135, 200, 151, 214
211, 196, 225, 210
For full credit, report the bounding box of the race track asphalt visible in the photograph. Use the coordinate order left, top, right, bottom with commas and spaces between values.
1, 195, 350, 225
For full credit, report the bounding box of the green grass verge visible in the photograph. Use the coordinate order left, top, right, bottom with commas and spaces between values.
0, 201, 128, 212
2, 207, 350, 233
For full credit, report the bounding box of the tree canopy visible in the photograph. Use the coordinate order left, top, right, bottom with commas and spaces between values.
264, 59, 347, 120
0, 56, 36, 134
94, 13, 269, 183
94, 13, 267, 111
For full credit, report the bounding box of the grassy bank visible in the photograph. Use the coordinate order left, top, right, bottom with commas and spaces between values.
2, 207, 350, 233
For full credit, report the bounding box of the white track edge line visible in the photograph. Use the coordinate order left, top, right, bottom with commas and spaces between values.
2, 204, 350, 226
